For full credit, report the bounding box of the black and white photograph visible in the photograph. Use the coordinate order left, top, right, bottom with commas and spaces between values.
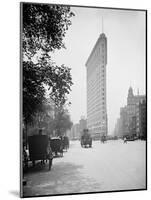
20, 2, 147, 198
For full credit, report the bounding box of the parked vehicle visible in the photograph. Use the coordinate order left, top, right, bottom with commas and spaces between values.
28, 135, 53, 170
101, 135, 106, 143
123, 135, 135, 143
81, 129, 92, 148
62, 136, 69, 151
50, 137, 63, 157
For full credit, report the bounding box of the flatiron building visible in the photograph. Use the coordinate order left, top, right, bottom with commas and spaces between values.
85, 32, 108, 139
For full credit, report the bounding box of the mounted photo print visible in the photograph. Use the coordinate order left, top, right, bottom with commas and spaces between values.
20, 2, 147, 198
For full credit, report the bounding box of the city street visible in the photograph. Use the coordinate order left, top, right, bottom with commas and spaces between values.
23, 140, 146, 197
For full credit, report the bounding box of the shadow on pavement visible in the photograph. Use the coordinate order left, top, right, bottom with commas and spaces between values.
23, 162, 101, 197
23, 161, 51, 174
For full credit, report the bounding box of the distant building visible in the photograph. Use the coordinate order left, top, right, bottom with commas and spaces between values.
79, 117, 87, 137
127, 87, 145, 118
129, 116, 137, 137
114, 118, 121, 137
127, 87, 146, 137
120, 106, 129, 137
86, 32, 108, 140
115, 87, 146, 138
136, 99, 146, 139
70, 123, 80, 140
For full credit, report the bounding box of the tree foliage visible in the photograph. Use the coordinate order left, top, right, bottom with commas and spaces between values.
53, 109, 73, 136
22, 3, 74, 125
32, 102, 53, 129
23, 3, 75, 58
23, 61, 46, 123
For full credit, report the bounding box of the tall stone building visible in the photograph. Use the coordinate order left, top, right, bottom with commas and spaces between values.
127, 87, 146, 137
85, 33, 108, 140
136, 99, 146, 139
114, 87, 146, 138
127, 87, 145, 119
119, 106, 129, 137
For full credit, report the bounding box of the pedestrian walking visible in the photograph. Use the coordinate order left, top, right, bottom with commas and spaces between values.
123, 137, 127, 144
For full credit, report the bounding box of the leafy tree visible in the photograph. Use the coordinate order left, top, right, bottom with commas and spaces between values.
23, 61, 46, 124
22, 3, 75, 58
22, 3, 74, 126
53, 109, 73, 136
32, 102, 52, 128
37, 57, 73, 136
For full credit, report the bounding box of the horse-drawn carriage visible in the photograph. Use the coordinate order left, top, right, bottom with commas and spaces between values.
49, 136, 70, 156
23, 129, 70, 171
101, 135, 106, 143
62, 136, 69, 151
81, 129, 92, 148
24, 134, 53, 170
50, 137, 64, 157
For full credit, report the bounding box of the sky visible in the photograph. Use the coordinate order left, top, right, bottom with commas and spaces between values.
51, 7, 146, 134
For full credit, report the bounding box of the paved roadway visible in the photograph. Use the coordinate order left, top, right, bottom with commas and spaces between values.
23, 139, 146, 197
